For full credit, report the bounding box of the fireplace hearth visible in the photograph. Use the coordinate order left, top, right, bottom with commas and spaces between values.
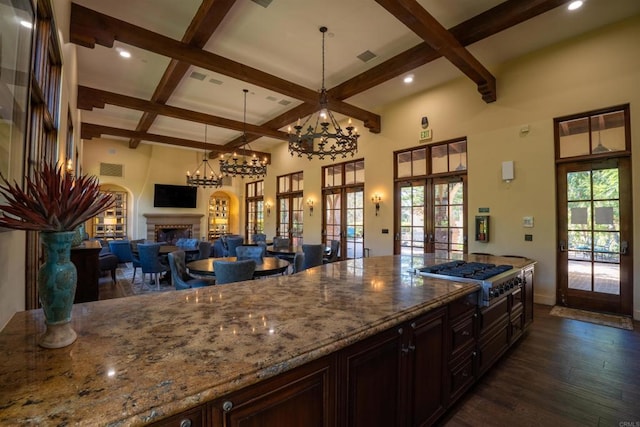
144, 214, 204, 242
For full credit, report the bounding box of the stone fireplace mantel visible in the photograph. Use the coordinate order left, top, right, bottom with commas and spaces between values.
143, 214, 204, 242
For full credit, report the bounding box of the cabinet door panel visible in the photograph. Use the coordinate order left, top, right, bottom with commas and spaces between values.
341, 327, 402, 427
410, 308, 447, 427
214, 357, 334, 427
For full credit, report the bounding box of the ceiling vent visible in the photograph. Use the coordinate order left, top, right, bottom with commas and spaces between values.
278, 99, 292, 106
189, 71, 207, 81
357, 50, 377, 63
251, 0, 272, 7
266, 96, 278, 102
100, 163, 123, 177
209, 78, 223, 85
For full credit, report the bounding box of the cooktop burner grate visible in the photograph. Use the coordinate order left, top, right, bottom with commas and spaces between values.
418, 261, 513, 281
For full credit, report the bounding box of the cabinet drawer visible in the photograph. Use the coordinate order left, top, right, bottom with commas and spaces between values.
477, 325, 509, 377
450, 316, 475, 359
449, 292, 478, 321
448, 355, 475, 404
150, 405, 204, 427
479, 297, 509, 336
510, 306, 524, 343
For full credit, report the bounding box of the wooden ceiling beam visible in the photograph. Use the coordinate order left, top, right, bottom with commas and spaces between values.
332, 0, 565, 101
78, 85, 289, 141
80, 123, 272, 161
70, 3, 381, 133
375, 0, 496, 103
227, 0, 565, 147
129, 0, 238, 148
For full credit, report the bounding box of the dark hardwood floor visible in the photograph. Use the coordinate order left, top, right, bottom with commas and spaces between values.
440, 304, 640, 427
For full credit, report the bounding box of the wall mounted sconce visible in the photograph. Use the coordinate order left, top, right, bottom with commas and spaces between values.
65, 159, 73, 176
265, 202, 271, 217
371, 194, 382, 216
307, 198, 314, 216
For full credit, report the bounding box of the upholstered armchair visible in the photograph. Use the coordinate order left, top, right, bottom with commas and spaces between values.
168, 250, 215, 290
108, 240, 134, 264
213, 259, 256, 285
197, 241, 212, 260
323, 239, 340, 264
251, 233, 267, 244
225, 236, 244, 258
292, 252, 305, 274
235, 245, 264, 260
302, 244, 324, 271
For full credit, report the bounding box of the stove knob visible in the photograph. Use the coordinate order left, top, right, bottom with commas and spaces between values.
499, 286, 504, 294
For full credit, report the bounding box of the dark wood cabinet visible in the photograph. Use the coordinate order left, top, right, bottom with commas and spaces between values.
148, 277, 537, 427
339, 307, 448, 427
151, 405, 205, 427
70, 240, 102, 303
523, 265, 535, 328
407, 307, 448, 426
211, 356, 335, 427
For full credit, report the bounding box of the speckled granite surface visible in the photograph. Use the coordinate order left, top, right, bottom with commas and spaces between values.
0, 254, 517, 426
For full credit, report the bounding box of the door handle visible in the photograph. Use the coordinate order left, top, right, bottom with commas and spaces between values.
621, 241, 629, 255
559, 240, 566, 252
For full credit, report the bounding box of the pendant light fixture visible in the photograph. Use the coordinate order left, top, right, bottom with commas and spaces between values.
219, 89, 268, 179
288, 26, 359, 161
186, 124, 223, 188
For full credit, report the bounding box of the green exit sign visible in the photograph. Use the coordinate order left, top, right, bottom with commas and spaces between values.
419, 129, 432, 141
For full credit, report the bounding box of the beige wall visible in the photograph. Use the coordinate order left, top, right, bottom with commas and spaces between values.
2, 13, 639, 328
261, 16, 640, 318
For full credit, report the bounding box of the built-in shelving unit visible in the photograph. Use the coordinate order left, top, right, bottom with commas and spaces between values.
208, 193, 229, 240
93, 191, 127, 240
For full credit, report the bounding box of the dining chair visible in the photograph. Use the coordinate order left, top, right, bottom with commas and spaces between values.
168, 250, 215, 290
323, 240, 340, 264
235, 245, 264, 261
225, 236, 244, 258
292, 252, 305, 274
129, 239, 145, 284
273, 236, 290, 249
138, 243, 170, 290
252, 233, 267, 244
108, 240, 133, 264
197, 241, 212, 260
213, 259, 256, 285
302, 244, 324, 271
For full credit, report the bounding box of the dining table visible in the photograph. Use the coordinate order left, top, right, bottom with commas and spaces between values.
266, 245, 303, 257
186, 256, 290, 278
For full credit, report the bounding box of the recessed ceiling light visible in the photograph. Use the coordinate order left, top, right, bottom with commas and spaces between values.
568, 1, 583, 11
403, 75, 414, 84
20, 20, 33, 29
119, 50, 131, 58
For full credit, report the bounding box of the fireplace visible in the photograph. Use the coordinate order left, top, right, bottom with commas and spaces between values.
156, 225, 192, 245
143, 214, 204, 242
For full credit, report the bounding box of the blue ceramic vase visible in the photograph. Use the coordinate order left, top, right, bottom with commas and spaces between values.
37, 231, 78, 348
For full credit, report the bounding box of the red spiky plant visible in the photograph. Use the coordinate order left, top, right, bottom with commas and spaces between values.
0, 162, 114, 232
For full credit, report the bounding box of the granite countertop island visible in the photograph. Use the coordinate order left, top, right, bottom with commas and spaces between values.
0, 254, 529, 426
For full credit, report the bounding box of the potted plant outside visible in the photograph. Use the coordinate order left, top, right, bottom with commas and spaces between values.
0, 162, 114, 348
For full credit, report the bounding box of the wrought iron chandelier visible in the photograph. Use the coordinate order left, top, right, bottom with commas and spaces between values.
288, 26, 359, 161
186, 124, 223, 188
218, 89, 268, 179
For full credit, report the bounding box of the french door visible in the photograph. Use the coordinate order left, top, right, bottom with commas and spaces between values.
324, 187, 364, 259
396, 178, 466, 257
557, 159, 633, 314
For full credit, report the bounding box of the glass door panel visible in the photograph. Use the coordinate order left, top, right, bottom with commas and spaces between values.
398, 182, 425, 255
345, 188, 364, 259
557, 160, 631, 314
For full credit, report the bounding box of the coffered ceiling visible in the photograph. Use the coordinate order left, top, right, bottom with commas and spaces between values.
67, 0, 640, 157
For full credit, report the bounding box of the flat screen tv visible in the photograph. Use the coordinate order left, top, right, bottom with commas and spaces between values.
153, 184, 197, 208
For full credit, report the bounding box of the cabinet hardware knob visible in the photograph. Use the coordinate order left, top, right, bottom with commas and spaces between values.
398, 328, 403, 335
222, 400, 234, 412
472, 351, 477, 358
410, 322, 416, 329
461, 331, 470, 336
179, 419, 192, 427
